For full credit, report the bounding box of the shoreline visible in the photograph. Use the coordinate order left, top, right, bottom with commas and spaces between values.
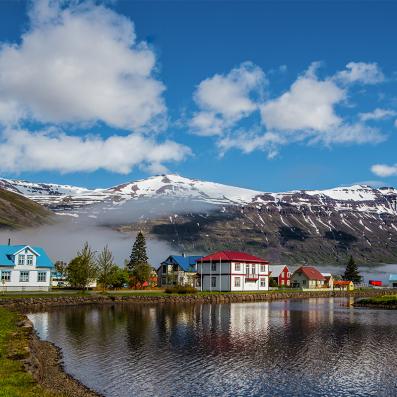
23, 314, 102, 397
5, 289, 397, 397
1, 288, 396, 311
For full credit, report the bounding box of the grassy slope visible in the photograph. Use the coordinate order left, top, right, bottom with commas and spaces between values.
358, 295, 397, 305
0, 189, 52, 229
0, 308, 60, 397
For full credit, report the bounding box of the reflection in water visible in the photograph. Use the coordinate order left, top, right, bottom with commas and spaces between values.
29, 299, 397, 397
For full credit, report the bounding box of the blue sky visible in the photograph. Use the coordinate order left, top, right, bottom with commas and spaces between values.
0, 0, 396, 191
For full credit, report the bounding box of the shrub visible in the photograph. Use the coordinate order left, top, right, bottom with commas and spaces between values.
164, 285, 198, 294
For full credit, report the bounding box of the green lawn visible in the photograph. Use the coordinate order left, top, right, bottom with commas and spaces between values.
358, 295, 397, 306
0, 308, 60, 397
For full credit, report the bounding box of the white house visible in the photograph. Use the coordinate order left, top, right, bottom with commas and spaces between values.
196, 250, 270, 292
0, 244, 54, 292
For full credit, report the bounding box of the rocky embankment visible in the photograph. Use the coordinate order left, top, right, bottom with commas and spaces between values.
17, 316, 101, 397
2, 289, 397, 311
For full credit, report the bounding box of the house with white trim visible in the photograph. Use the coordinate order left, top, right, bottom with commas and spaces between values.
0, 245, 54, 291
196, 251, 270, 292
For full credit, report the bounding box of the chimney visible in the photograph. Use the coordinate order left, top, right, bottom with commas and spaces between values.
7, 238, 10, 246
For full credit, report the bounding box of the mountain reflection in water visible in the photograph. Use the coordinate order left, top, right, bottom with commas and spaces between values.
29, 299, 397, 397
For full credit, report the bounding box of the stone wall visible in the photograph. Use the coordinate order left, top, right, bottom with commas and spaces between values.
1, 289, 396, 310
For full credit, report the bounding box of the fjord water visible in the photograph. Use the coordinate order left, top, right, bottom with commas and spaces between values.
29, 299, 397, 397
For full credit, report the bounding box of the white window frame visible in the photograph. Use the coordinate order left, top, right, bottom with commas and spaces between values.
1, 271, 11, 282
234, 277, 241, 287
27, 255, 33, 266
211, 262, 216, 272
235, 263, 241, 272
20, 271, 29, 282
37, 271, 47, 282
211, 276, 216, 288
260, 264, 266, 273
18, 255, 25, 265
260, 277, 266, 287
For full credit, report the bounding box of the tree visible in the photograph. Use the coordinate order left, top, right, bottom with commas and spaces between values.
66, 243, 98, 290
127, 232, 151, 288
54, 260, 67, 275
111, 268, 129, 289
128, 231, 149, 271
97, 246, 117, 290
343, 255, 361, 284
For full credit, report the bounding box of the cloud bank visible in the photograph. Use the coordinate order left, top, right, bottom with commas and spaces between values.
0, 0, 190, 174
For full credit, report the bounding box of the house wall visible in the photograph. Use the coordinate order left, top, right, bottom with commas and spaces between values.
277, 266, 291, 287
197, 261, 269, 292
291, 273, 324, 289
0, 268, 51, 291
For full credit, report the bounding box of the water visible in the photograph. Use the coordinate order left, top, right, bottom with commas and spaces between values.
29, 299, 397, 397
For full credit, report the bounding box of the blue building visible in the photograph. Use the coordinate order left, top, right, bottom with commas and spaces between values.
0, 244, 54, 291
157, 254, 202, 287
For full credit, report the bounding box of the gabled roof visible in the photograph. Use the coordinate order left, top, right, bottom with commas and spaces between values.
162, 255, 202, 272
294, 266, 325, 281
334, 280, 352, 285
0, 245, 53, 268
197, 251, 269, 264
389, 274, 397, 282
269, 265, 288, 277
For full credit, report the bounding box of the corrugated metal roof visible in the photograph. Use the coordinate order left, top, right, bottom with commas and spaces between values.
162, 255, 202, 272
269, 265, 288, 277
198, 251, 269, 264
0, 245, 53, 268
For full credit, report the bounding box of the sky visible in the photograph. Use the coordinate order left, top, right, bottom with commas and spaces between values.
0, 0, 396, 192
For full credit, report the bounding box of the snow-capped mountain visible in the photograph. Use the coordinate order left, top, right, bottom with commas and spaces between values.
0, 174, 396, 216
1, 174, 397, 264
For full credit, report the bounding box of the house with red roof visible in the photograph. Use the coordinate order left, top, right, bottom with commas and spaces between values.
291, 266, 326, 289
269, 265, 291, 287
196, 251, 270, 292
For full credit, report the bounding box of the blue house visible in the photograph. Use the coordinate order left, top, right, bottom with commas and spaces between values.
389, 274, 397, 288
0, 244, 54, 291
157, 255, 202, 287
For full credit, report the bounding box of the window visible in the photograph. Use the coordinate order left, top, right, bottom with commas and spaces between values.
234, 277, 241, 287
27, 255, 33, 265
260, 278, 266, 287
20, 271, 29, 282
281, 279, 284, 286
260, 265, 266, 273
251, 264, 256, 274
211, 262, 216, 272
246, 265, 250, 276
18, 255, 25, 265
211, 276, 216, 288
302, 279, 306, 285
38, 272, 47, 282
1, 271, 11, 282
235, 263, 241, 271
162, 265, 167, 273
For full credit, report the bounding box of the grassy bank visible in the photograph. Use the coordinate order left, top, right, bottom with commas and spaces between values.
357, 295, 397, 307
0, 307, 59, 397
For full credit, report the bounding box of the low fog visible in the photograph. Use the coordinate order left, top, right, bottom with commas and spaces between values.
0, 197, 217, 267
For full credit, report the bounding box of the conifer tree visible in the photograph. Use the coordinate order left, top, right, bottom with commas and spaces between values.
128, 231, 149, 271
127, 232, 151, 287
343, 255, 361, 284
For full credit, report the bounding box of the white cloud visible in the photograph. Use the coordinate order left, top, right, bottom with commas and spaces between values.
0, 128, 191, 174
189, 62, 266, 136
0, 0, 166, 130
371, 163, 397, 178
334, 62, 384, 85
359, 108, 397, 121
260, 69, 345, 132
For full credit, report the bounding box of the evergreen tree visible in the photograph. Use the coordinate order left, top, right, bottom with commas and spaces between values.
343, 255, 361, 284
127, 232, 151, 288
128, 231, 149, 271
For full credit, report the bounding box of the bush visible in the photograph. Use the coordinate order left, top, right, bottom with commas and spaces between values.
164, 285, 198, 294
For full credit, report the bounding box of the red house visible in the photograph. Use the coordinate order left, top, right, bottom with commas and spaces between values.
269, 265, 291, 287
